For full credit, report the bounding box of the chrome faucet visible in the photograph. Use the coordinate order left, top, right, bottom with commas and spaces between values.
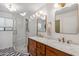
58, 35, 72, 44
58, 35, 65, 43
62, 37, 65, 43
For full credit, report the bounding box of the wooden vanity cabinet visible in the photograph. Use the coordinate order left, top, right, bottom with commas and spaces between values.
28, 38, 37, 56
36, 42, 46, 56
28, 38, 71, 56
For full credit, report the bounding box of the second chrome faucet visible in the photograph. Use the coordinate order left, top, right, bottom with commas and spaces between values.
58, 36, 72, 44
58, 37, 65, 43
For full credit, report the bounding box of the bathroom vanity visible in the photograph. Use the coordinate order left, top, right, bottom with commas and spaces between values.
28, 4, 79, 56
28, 36, 75, 56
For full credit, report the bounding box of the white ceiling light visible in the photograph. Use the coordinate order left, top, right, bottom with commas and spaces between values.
54, 3, 66, 8
30, 16, 33, 19
33, 14, 35, 17
38, 11, 47, 15
5, 3, 16, 12
54, 3, 60, 8
39, 11, 43, 14
20, 12, 26, 16
35, 12, 40, 17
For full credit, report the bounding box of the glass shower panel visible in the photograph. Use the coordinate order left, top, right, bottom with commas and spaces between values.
0, 17, 5, 27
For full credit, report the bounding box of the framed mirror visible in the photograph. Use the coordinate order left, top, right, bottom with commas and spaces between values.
37, 15, 47, 35
55, 4, 79, 34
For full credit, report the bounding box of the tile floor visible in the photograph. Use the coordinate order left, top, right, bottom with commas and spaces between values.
0, 47, 29, 56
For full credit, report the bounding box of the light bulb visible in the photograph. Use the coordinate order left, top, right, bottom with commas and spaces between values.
5, 3, 16, 12
54, 3, 59, 8
20, 12, 26, 16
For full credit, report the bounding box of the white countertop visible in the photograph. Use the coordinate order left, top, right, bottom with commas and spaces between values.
29, 36, 79, 56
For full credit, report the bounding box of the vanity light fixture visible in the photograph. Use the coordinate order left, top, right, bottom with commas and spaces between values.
33, 14, 35, 17
20, 12, 26, 16
54, 3, 59, 8
39, 11, 47, 15
35, 12, 40, 17
30, 16, 33, 19
5, 3, 16, 12
39, 11, 43, 14
54, 3, 65, 8
58, 3, 65, 7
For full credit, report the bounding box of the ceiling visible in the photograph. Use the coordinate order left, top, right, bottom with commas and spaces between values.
0, 3, 75, 19
0, 3, 46, 18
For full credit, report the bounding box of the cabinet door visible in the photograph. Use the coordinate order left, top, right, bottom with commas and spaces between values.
28, 38, 36, 56
36, 49, 42, 56
36, 42, 46, 56
46, 46, 57, 56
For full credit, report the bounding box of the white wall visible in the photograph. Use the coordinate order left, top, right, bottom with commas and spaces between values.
29, 17, 37, 36
0, 12, 13, 49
